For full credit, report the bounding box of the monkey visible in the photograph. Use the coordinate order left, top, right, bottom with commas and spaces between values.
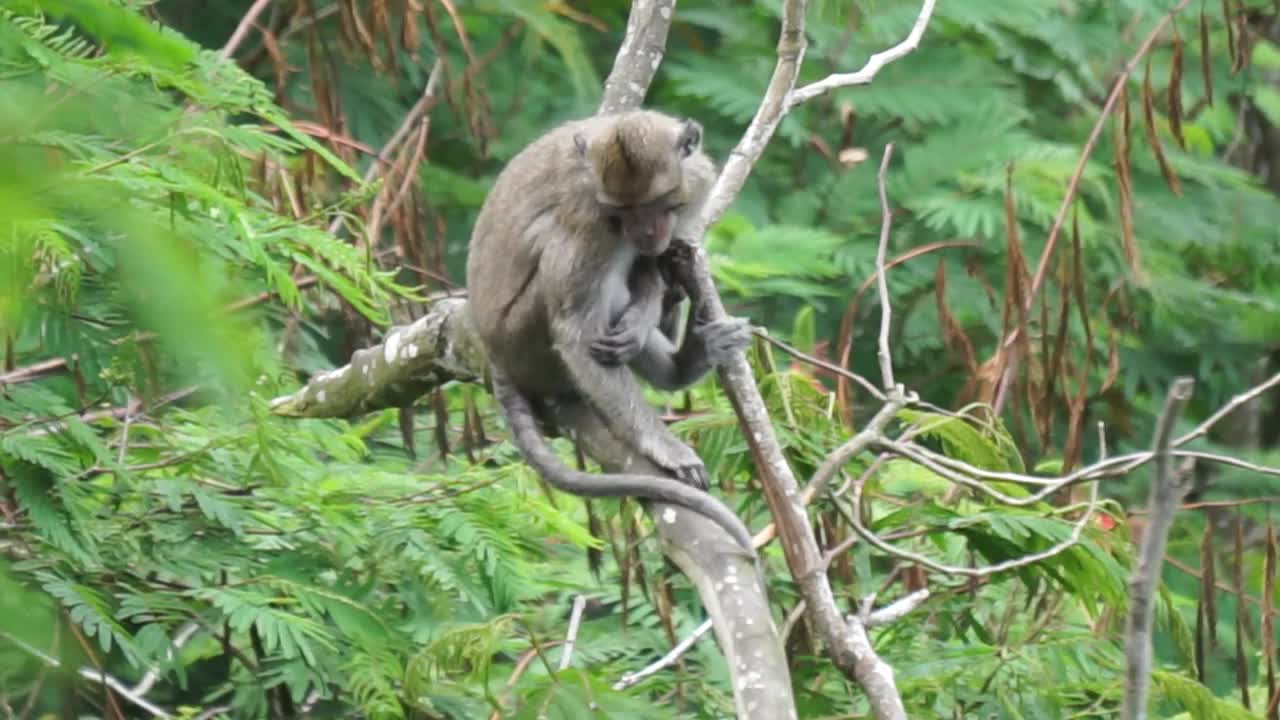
466, 109, 755, 555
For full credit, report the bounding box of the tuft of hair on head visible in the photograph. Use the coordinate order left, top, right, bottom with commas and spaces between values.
590, 114, 670, 203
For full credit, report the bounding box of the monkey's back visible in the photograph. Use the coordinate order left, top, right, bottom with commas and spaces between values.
465, 119, 592, 396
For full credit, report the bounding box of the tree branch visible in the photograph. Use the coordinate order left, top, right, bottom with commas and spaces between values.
786, 0, 937, 109
680, 5, 934, 711
1122, 377, 1195, 720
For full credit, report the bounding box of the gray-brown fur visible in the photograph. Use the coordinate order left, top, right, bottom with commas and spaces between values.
466, 109, 754, 554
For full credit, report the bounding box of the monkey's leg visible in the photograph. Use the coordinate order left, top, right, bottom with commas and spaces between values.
551, 309, 710, 489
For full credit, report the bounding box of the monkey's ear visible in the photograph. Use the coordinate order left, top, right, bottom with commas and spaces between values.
573, 133, 588, 157
677, 119, 702, 158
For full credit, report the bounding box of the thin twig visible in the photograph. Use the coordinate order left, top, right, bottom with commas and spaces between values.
1122, 377, 1195, 720
753, 330, 886, 400
0, 358, 68, 387
780, 601, 808, 644
787, 0, 938, 108
29, 387, 197, 438
613, 619, 713, 690
130, 622, 200, 697
489, 642, 565, 720
1176, 371, 1280, 446
846, 454, 1103, 577
874, 143, 897, 391
860, 589, 930, 628
2, 630, 174, 718
807, 399, 904, 500
558, 595, 587, 671
220, 0, 275, 59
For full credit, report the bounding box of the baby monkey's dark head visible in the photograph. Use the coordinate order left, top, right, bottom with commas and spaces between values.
575, 111, 706, 257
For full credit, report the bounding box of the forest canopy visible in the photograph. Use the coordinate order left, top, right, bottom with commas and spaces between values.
1, 1, 1279, 718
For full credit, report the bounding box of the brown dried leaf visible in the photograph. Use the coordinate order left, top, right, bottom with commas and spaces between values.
1143, 56, 1183, 196
654, 573, 677, 648
1060, 210, 1091, 472
430, 387, 449, 456
1231, 2, 1250, 73
1223, 0, 1237, 65
1169, 23, 1186, 149
1003, 165, 1031, 314
965, 350, 1006, 407
399, 404, 417, 459
1041, 248, 1072, 452
1121, 80, 1132, 163
628, 508, 650, 605
349, 0, 376, 54
1069, 207, 1095, 371
334, 0, 357, 51
935, 261, 979, 375
1060, 391, 1085, 472
1200, 9, 1214, 107
1195, 601, 1208, 683
305, 35, 337, 130
1114, 85, 1144, 283
1236, 583, 1251, 707
1201, 520, 1219, 651
459, 388, 477, 464
1100, 308, 1122, 395
993, 166, 1033, 413
583, 498, 603, 579
1264, 517, 1277, 720
257, 28, 289, 101
1236, 511, 1257, 641
1233, 509, 1254, 707
371, 0, 390, 48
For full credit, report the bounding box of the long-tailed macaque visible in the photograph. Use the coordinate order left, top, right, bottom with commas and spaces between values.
466, 109, 754, 554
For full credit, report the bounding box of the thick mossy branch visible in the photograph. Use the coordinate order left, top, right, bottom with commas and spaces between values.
270, 298, 485, 418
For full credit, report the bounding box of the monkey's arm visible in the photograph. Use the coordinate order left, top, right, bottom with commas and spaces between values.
589, 259, 665, 367
551, 303, 711, 489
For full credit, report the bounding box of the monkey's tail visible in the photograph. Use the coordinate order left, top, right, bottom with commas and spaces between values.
491, 373, 756, 556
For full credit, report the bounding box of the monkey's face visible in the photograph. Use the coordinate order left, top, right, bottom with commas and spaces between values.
605, 198, 681, 257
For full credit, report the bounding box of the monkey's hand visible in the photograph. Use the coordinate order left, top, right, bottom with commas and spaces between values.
590, 314, 649, 366
696, 316, 753, 367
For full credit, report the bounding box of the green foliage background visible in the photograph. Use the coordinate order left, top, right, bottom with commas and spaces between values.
1, 0, 1278, 718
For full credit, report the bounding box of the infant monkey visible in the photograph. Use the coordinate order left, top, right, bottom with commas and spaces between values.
590, 242, 743, 383
466, 109, 755, 553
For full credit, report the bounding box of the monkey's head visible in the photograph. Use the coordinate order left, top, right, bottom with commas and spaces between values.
575, 112, 705, 257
